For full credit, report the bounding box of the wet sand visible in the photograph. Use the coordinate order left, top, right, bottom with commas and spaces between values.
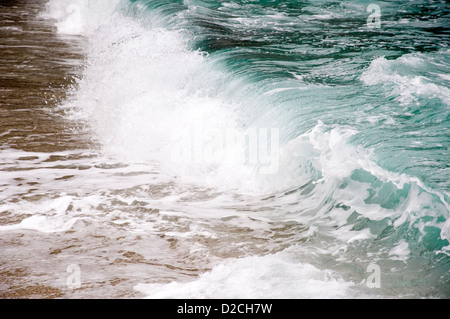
0, 0, 83, 298
0, 0, 85, 153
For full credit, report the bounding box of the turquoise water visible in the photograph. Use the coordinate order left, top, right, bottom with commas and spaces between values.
127, 0, 450, 188
2, 0, 448, 298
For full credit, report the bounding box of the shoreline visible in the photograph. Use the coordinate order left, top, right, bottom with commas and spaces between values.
0, 0, 85, 299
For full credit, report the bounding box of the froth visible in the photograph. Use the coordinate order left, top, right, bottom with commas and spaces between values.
51, 1, 289, 191
134, 249, 363, 299
361, 53, 450, 106
41, 0, 121, 35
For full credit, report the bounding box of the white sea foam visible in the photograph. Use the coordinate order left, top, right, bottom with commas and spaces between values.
41, 0, 121, 35
361, 54, 450, 106
135, 249, 364, 299
41, 1, 298, 193
388, 240, 410, 261
283, 121, 449, 247
0, 214, 79, 233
